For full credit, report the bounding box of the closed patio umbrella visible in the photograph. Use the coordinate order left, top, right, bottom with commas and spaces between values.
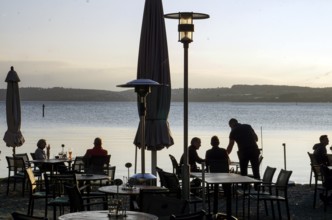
3, 66, 25, 155
135, 0, 174, 175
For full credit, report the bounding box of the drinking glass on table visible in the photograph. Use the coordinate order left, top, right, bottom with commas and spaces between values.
68, 149, 73, 160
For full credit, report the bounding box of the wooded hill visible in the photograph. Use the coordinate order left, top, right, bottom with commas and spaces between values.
0, 85, 332, 102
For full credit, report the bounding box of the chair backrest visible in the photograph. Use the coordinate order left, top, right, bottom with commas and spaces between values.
169, 154, 181, 177
44, 173, 76, 198
84, 155, 111, 174
15, 153, 30, 166
206, 159, 229, 173
170, 210, 206, 220
107, 166, 116, 184
63, 182, 84, 212
158, 171, 181, 198
261, 166, 277, 184
11, 212, 48, 220
99, 166, 116, 185
6, 156, 26, 174
275, 169, 293, 190
72, 156, 85, 173
308, 152, 322, 180
308, 152, 318, 165
25, 167, 37, 192
138, 188, 172, 212
156, 166, 165, 186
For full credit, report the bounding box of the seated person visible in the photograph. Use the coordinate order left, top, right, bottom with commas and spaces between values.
35, 139, 68, 173
180, 137, 205, 172
313, 135, 332, 203
205, 136, 231, 196
180, 137, 205, 195
205, 135, 230, 172
84, 137, 108, 157
83, 137, 109, 174
313, 135, 330, 165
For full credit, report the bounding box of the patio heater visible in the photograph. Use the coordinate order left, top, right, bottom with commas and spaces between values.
164, 12, 209, 199
117, 79, 160, 184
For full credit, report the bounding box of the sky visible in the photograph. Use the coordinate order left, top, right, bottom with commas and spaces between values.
1, 0, 332, 91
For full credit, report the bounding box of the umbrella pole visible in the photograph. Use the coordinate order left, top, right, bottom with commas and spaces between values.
134, 146, 137, 174
12, 146, 16, 155
151, 150, 157, 175
140, 114, 146, 174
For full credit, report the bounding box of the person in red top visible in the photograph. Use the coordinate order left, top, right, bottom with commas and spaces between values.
84, 137, 108, 157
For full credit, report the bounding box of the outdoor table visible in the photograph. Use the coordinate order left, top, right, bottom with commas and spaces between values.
192, 172, 261, 219
76, 173, 109, 182
98, 185, 168, 210
29, 158, 72, 175
58, 210, 158, 220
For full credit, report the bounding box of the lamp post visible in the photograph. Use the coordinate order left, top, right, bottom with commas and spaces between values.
117, 79, 160, 183
164, 12, 209, 199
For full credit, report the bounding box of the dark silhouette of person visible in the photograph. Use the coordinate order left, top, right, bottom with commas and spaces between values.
35, 139, 68, 173
180, 137, 205, 172
84, 137, 108, 157
226, 118, 261, 179
313, 135, 330, 165
205, 135, 229, 173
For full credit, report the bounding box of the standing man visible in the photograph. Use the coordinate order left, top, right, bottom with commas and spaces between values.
227, 118, 261, 179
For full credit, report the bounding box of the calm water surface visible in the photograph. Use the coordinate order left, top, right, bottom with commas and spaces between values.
1, 101, 332, 184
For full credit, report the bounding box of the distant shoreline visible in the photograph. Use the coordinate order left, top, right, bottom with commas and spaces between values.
1, 84, 332, 102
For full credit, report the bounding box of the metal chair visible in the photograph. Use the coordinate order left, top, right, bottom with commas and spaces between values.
43, 173, 76, 219
25, 167, 49, 216
308, 152, 324, 208
157, 169, 202, 212
251, 169, 293, 220
308, 152, 319, 187
64, 182, 108, 212
6, 156, 26, 196
319, 164, 332, 212
83, 155, 111, 175
71, 156, 85, 173
169, 154, 182, 179
237, 166, 277, 218
17, 153, 42, 183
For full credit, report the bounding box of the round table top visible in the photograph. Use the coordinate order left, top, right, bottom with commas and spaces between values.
98, 185, 167, 195
76, 174, 109, 181
29, 158, 72, 164
58, 210, 158, 220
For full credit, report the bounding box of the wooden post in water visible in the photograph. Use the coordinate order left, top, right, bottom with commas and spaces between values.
42, 104, 45, 117
282, 143, 286, 170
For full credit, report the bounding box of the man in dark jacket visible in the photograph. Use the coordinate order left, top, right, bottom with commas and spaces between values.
180, 137, 204, 172
227, 118, 261, 179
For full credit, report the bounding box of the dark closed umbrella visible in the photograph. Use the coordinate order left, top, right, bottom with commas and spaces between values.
3, 66, 25, 155
135, 0, 174, 174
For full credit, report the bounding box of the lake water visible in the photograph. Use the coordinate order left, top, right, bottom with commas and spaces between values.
1, 101, 332, 184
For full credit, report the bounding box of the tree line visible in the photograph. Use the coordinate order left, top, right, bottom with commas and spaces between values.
0, 85, 332, 102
